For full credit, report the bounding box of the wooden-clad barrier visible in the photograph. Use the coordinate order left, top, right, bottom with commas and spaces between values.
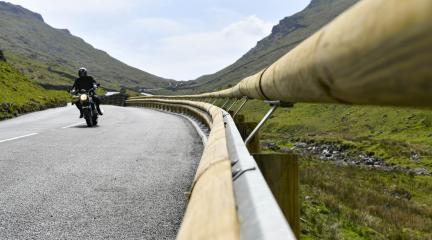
100, 93, 128, 106
127, 98, 240, 240
133, 100, 213, 128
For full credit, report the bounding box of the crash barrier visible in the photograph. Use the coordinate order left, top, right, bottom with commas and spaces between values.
127, 0, 431, 239
126, 98, 295, 240
100, 94, 128, 106
129, 99, 239, 240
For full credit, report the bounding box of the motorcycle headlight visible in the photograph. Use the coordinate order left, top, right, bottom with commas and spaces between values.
80, 94, 88, 101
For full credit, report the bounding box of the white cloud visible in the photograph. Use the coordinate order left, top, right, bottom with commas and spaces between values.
222, 15, 273, 37
130, 18, 184, 36
5, 0, 307, 80
82, 15, 273, 80
132, 15, 273, 79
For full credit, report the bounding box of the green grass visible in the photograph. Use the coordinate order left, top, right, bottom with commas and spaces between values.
232, 100, 432, 172
300, 159, 432, 239
0, 59, 69, 120
4, 51, 74, 87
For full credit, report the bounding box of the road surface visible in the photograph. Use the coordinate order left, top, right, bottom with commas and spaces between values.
0, 105, 203, 239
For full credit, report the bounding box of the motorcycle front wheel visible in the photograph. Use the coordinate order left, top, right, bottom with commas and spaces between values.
92, 114, 98, 126
85, 116, 93, 127
83, 109, 93, 127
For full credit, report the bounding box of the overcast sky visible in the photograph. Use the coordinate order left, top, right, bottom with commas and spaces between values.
8, 0, 310, 80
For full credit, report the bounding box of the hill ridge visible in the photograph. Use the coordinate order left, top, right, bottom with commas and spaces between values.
0, 1, 171, 91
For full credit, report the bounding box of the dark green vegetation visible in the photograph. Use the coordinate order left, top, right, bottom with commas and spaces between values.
172, 0, 359, 93
300, 159, 432, 239
0, 1, 171, 91
0, 52, 69, 120
242, 101, 432, 172
229, 100, 432, 239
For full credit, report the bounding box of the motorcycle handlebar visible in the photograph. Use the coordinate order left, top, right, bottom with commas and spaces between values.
70, 88, 96, 95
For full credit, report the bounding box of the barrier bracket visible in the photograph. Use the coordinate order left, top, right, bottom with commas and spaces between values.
227, 99, 239, 111
233, 97, 248, 118
244, 101, 293, 145
232, 166, 257, 181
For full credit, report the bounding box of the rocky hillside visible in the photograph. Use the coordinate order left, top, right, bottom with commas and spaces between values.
178, 0, 359, 93
0, 1, 171, 91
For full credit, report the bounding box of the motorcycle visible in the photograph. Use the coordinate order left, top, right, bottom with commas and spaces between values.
72, 88, 99, 127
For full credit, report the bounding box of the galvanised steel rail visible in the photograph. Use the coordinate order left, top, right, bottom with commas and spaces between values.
127, 0, 431, 239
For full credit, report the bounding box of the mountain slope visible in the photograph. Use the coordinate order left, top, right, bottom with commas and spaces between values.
0, 1, 171, 91
181, 0, 359, 93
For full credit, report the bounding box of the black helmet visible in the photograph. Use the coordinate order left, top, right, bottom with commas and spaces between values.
78, 67, 87, 77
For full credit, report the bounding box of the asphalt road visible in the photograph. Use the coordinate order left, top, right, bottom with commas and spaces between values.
0, 105, 203, 240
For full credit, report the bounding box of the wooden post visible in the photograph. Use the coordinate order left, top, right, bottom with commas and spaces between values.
253, 153, 300, 239
233, 114, 260, 153
236, 122, 260, 153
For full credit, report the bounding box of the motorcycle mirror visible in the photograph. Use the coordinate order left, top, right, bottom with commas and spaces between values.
97, 83, 101, 87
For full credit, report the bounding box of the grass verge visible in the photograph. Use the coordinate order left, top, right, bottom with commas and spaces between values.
300, 158, 432, 239
0, 58, 69, 120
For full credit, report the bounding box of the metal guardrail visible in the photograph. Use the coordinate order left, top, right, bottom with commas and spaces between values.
100, 94, 128, 106
224, 111, 295, 240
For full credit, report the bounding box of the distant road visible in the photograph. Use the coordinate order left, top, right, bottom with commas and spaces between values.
0, 105, 203, 239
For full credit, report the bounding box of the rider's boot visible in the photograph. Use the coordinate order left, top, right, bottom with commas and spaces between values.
79, 110, 83, 118
96, 105, 103, 115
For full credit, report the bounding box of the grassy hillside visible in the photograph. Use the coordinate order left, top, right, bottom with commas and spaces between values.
0, 52, 69, 120
239, 101, 432, 172
0, 1, 171, 91
172, 0, 359, 94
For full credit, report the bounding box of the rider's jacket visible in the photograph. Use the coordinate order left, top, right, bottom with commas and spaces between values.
72, 76, 98, 91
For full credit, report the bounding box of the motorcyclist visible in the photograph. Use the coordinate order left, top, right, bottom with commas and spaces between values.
70, 67, 103, 118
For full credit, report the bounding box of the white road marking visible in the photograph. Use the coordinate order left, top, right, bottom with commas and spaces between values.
0, 133, 39, 143
61, 122, 85, 129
